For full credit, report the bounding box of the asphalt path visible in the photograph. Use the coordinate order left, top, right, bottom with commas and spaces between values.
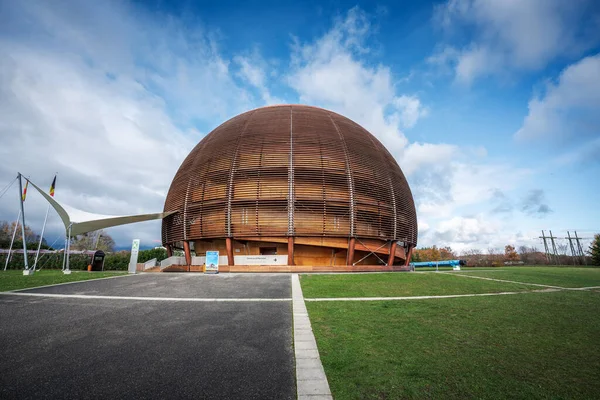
0, 274, 295, 399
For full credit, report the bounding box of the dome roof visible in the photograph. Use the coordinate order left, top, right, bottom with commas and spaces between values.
162, 105, 417, 245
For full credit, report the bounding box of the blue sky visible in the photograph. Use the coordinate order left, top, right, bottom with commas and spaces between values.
0, 0, 599, 253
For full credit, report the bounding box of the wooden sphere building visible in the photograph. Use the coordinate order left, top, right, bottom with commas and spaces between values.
162, 105, 417, 269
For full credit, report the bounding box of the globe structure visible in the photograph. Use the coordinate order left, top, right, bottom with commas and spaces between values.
162, 105, 417, 268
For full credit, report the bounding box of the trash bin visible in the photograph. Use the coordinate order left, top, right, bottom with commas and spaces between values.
90, 250, 105, 271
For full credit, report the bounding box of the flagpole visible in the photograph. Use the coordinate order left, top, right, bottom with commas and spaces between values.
63, 224, 72, 274
33, 174, 56, 270
3, 209, 21, 271
17, 173, 30, 273
33, 204, 50, 270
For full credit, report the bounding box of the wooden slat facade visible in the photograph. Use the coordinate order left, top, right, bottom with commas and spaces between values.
162, 105, 417, 266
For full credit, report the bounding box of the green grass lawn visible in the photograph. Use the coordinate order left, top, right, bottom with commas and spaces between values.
308, 290, 600, 400
0, 269, 126, 292
457, 267, 600, 288
300, 272, 535, 298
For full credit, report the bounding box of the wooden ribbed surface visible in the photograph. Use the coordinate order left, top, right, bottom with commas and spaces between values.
162, 105, 417, 246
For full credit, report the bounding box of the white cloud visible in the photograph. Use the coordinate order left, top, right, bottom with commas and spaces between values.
515, 53, 600, 143
287, 7, 428, 156
400, 143, 457, 176
287, 7, 543, 251
413, 161, 532, 221
235, 55, 266, 89
418, 213, 546, 254
555, 137, 600, 166
0, 43, 195, 245
432, 0, 600, 83
393, 96, 429, 129
234, 53, 283, 105
0, 0, 269, 246
435, 215, 499, 244
454, 46, 503, 83
0, 3, 561, 253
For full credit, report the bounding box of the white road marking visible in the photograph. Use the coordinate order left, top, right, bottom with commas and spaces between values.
303, 284, 600, 302
415, 269, 509, 273
9, 273, 134, 292
304, 288, 562, 301
0, 292, 291, 302
444, 272, 566, 289
291, 274, 333, 400
139, 272, 293, 277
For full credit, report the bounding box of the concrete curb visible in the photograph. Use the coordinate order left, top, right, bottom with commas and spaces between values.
291, 274, 333, 400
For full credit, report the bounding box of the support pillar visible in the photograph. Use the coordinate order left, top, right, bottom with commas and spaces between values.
166, 244, 173, 258
387, 241, 397, 266
226, 237, 234, 266
287, 237, 294, 266
183, 241, 192, 270
404, 245, 414, 267
346, 237, 356, 266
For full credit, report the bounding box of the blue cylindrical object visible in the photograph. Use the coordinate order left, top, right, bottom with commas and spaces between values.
410, 260, 466, 267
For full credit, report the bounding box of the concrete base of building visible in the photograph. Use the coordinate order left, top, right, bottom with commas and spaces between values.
156, 264, 410, 273
186, 237, 409, 267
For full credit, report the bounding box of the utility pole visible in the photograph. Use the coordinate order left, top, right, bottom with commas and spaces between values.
566, 231, 578, 265
539, 230, 551, 264
539, 230, 561, 265
574, 231, 587, 265
549, 230, 560, 265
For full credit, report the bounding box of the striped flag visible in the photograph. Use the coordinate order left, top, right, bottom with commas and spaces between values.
22, 180, 29, 202
49, 175, 56, 197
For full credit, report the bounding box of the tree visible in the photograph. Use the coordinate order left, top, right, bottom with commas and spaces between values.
487, 247, 503, 266
0, 220, 42, 248
504, 245, 520, 262
70, 230, 115, 252
439, 246, 456, 260
412, 246, 442, 262
589, 234, 600, 266
411, 250, 422, 262
516, 246, 546, 265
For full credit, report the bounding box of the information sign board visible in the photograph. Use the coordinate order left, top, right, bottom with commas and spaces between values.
128, 239, 140, 274
205, 251, 219, 274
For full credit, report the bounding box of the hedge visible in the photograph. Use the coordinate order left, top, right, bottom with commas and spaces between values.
0, 248, 168, 271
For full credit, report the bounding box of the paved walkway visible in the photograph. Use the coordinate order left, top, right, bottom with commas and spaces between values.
0, 274, 295, 400
292, 274, 333, 400
16, 272, 292, 298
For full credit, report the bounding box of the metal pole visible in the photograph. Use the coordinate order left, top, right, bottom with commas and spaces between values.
17, 174, 29, 271
566, 232, 577, 265
65, 225, 72, 272
4, 209, 21, 271
33, 203, 51, 270
574, 231, 587, 265
549, 230, 559, 265
61, 235, 67, 271
540, 230, 550, 263
93, 231, 102, 250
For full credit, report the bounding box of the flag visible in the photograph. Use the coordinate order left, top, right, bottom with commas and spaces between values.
49, 176, 56, 197
22, 180, 29, 202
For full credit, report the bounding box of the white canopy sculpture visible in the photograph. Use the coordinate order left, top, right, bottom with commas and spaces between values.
26, 178, 174, 271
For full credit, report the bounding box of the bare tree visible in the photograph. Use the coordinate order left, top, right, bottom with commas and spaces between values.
70, 230, 115, 252
557, 242, 569, 256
